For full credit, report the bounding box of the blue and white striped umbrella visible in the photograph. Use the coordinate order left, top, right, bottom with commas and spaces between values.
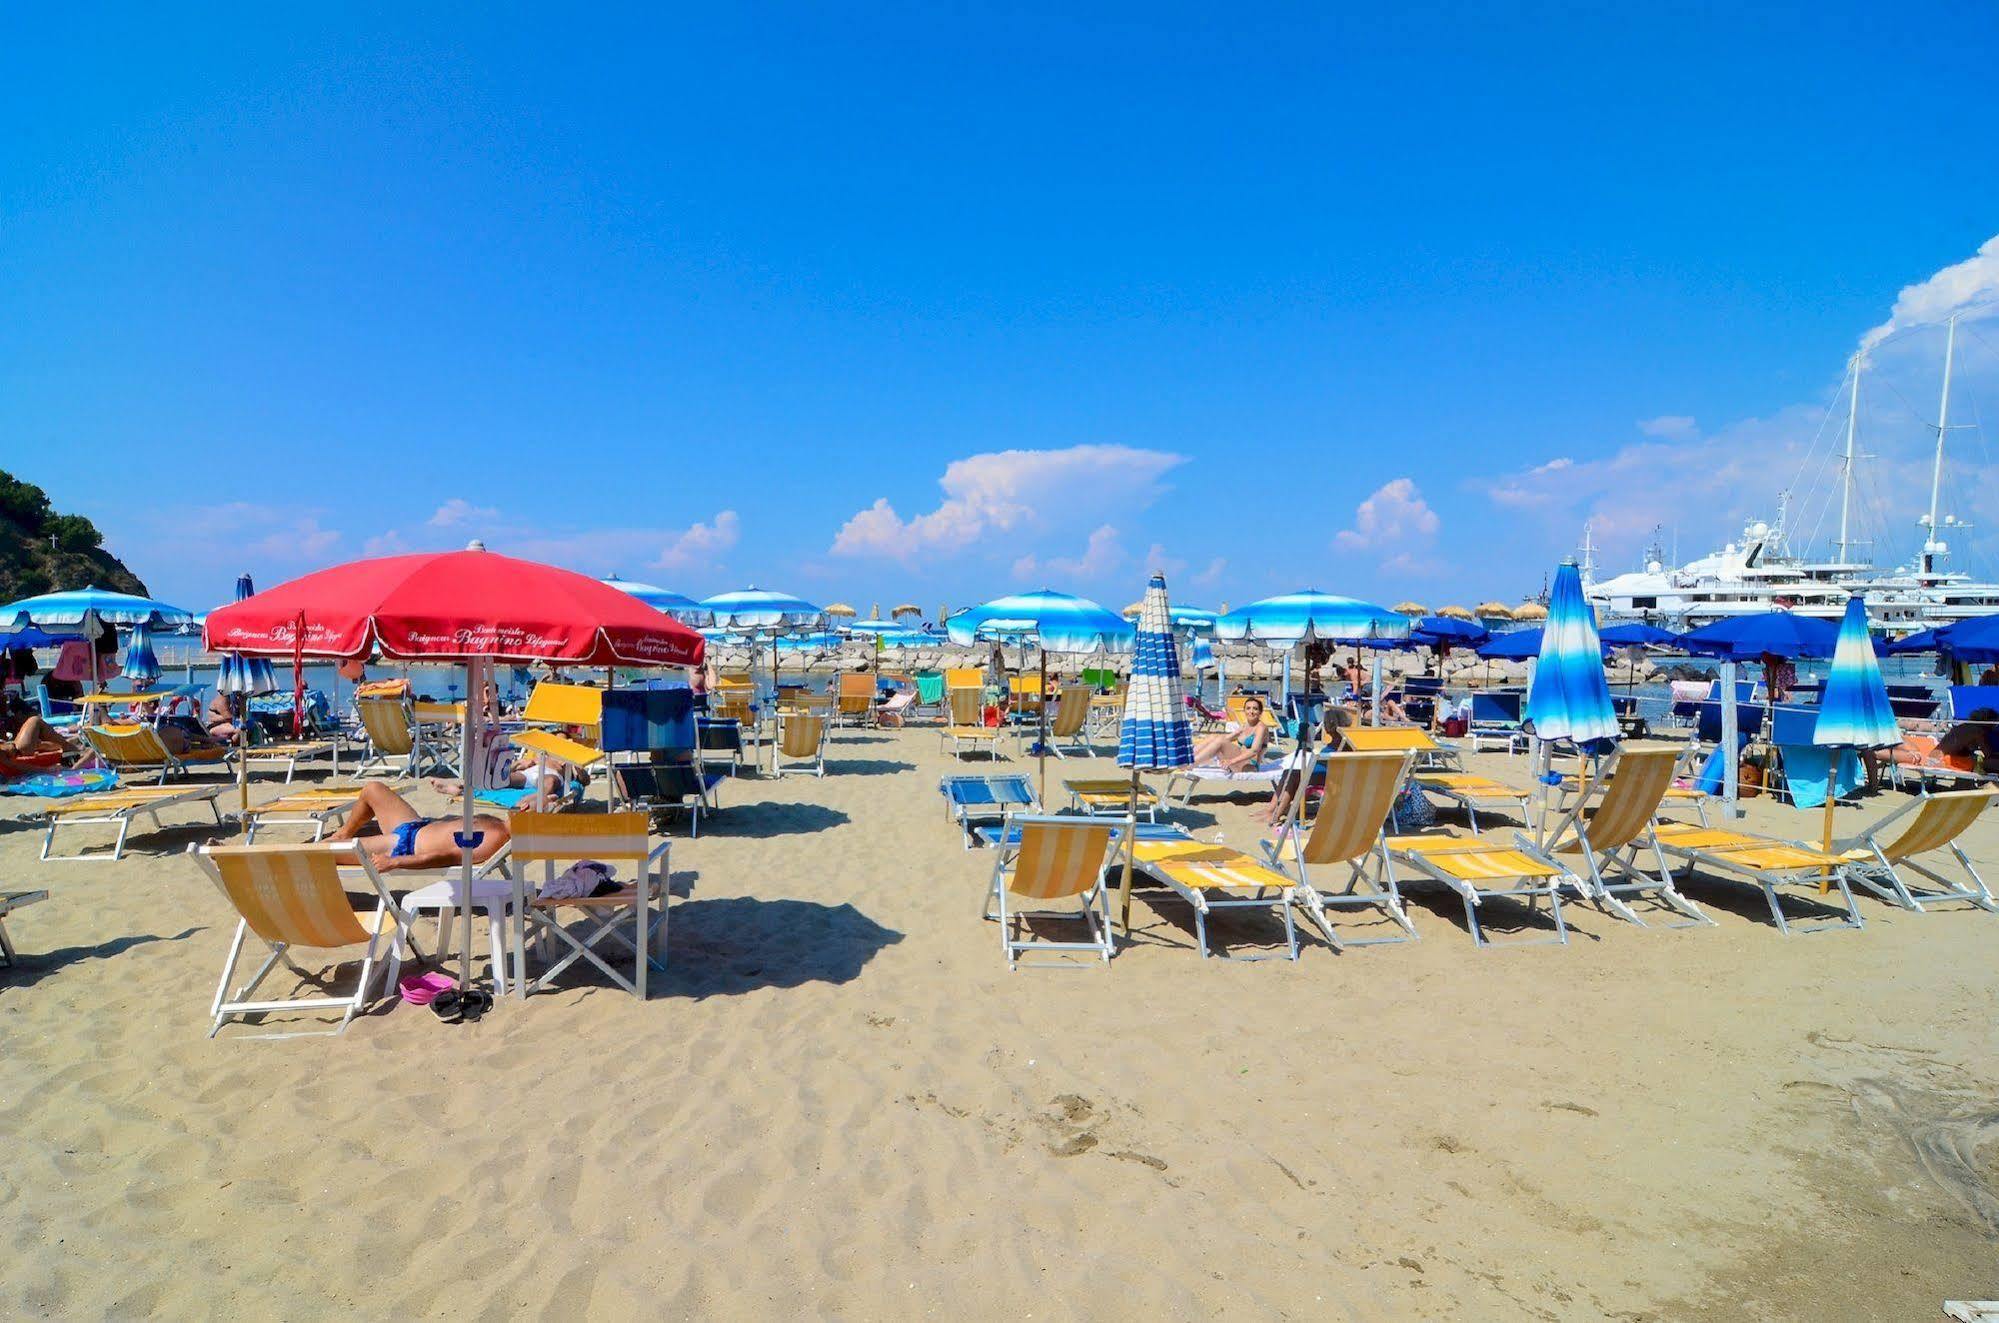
120, 620, 162, 686
843, 619, 905, 637
946, 589, 1134, 654
0, 586, 192, 631
699, 587, 822, 630
601, 576, 711, 622
216, 574, 278, 695
1814, 597, 1900, 750
1525, 562, 1617, 749
1213, 590, 1409, 644
775, 631, 845, 653
1118, 575, 1195, 770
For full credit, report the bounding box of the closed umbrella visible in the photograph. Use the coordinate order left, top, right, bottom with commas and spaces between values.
120, 621, 161, 687
208, 545, 705, 1016
1526, 563, 1618, 837
1811, 597, 1902, 886
1115, 574, 1194, 932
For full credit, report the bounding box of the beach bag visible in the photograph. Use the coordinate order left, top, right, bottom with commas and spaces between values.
537, 860, 619, 902
1388, 778, 1436, 832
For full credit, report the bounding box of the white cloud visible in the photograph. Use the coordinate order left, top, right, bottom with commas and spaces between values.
830, 445, 1186, 564
1637, 417, 1697, 441
655, 511, 740, 573
1012, 524, 1124, 581
1193, 557, 1227, 587
429, 498, 500, 528
1860, 234, 1999, 352
1336, 478, 1439, 550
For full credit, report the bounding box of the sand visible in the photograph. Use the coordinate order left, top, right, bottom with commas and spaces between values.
2, 726, 1996, 1320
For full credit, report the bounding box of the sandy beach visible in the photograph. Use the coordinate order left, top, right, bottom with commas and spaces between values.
3, 727, 1996, 1320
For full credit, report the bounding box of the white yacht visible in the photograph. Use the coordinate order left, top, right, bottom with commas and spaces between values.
1585, 313, 1999, 631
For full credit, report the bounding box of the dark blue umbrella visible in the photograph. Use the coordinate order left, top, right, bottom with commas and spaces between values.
1477, 627, 1544, 661
1597, 622, 1681, 650
1883, 627, 1941, 656
0, 625, 81, 650
1928, 614, 1999, 664
1676, 612, 1838, 661
1410, 615, 1490, 650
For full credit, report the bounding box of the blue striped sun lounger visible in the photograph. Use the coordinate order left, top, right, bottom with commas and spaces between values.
973, 819, 1190, 850
940, 773, 1039, 848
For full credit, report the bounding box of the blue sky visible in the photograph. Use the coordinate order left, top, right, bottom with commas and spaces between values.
5, 5, 1999, 615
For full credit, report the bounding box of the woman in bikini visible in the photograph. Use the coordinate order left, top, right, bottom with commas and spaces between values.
1192, 696, 1271, 771
326, 783, 512, 872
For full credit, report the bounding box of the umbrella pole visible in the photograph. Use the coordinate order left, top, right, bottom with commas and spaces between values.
1118, 765, 1139, 935
1037, 648, 1048, 804
458, 655, 486, 1003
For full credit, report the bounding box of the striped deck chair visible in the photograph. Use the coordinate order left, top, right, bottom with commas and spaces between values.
939, 773, 1039, 849
1539, 742, 1713, 928
985, 815, 1123, 969
1087, 686, 1126, 740
353, 696, 453, 778
1129, 832, 1302, 959
1410, 771, 1532, 831
84, 723, 232, 784
40, 783, 227, 861
834, 672, 878, 727
1040, 685, 1096, 758
241, 738, 339, 784
1389, 831, 1576, 949
191, 841, 414, 1038
1341, 723, 1465, 771
943, 686, 1007, 760
773, 710, 830, 777
241, 783, 388, 843
1008, 674, 1046, 721
1258, 750, 1416, 948
612, 758, 726, 836
1062, 778, 1160, 821
1836, 787, 1999, 913
1651, 823, 1863, 935
510, 811, 670, 999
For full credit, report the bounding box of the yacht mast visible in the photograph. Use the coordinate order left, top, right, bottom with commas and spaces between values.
1922, 313, 1957, 578
1837, 354, 1860, 565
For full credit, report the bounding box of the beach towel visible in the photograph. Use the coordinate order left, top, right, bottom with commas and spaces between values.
537, 860, 619, 902
1778, 746, 1862, 810
916, 674, 945, 705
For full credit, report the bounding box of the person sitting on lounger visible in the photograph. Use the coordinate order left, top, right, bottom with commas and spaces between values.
1193, 696, 1271, 772
326, 782, 512, 872
0, 692, 72, 759
205, 690, 243, 743
1930, 708, 1999, 771
1259, 704, 1356, 827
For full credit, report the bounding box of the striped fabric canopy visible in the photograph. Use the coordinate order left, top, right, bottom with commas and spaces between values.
1525, 562, 1618, 748
699, 588, 823, 630
1, 586, 192, 630
1117, 575, 1194, 770
946, 589, 1133, 654
1214, 590, 1408, 645
1813, 596, 1901, 750
601, 577, 710, 622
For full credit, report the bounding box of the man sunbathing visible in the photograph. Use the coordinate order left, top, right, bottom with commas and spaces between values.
326, 782, 511, 872
1, 693, 71, 759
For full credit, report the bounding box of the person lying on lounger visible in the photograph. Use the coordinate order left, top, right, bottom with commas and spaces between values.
1193, 696, 1271, 772
0, 693, 72, 758
427, 747, 572, 811
326, 782, 512, 872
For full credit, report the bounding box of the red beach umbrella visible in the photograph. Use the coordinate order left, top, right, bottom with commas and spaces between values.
205, 545, 706, 1016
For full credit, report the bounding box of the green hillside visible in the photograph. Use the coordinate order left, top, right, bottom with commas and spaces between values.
0, 470, 149, 600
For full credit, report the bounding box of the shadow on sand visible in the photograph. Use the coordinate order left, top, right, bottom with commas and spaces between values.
661, 896, 902, 997
2, 928, 206, 990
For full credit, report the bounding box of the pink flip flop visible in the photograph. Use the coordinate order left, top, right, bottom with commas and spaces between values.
399, 972, 457, 1006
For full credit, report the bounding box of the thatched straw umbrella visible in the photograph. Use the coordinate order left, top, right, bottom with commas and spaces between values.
892, 603, 923, 619
825, 602, 857, 619
1475, 601, 1513, 621
1436, 605, 1477, 621
1392, 601, 1428, 617
1512, 602, 1548, 622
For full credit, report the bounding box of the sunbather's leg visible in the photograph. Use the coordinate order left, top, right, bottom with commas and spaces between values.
11, 715, 70, 755
328, 781, 424, 841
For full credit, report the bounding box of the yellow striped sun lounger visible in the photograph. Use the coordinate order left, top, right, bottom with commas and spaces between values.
1538, 742, 1713, 929
192, 841, 414, 1038
1836, 787, 1998, 914
40, 783, 228, 862
1062, 778, 1160, 821
1259, 749, 1417, 949
240, 783, 397, 843
1340, 724, 1465, 771
1132, 837, 1302, 960
1651, 822, 1863, 936
84, 723, 233, 784
1388, 831, 1576, 949
242, 739, 340, 784
942, 687, 1008, 760
1410, 771, 1532, 832
985, 815, 1123, 968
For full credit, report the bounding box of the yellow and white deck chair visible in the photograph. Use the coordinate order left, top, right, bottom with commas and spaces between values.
943, 686, 1007, 760
1130, 832, 1305, 960
191, 841, 415, 1038
353, 695, 455, 778
1041, 685, 1096, 758
1258, 749, 1417, 949
40, 783, 227, 862
1007, 673, 1046, 720
509, 681, 607, 802
241, 783, 389, 843
1651, 822, 1863, 935
1835, 786, 1998, 914
773, 709, 829, 777
241, 737, 339, 784
1409, 771, 1532, 832
985, 815, 1123, 969
1062, 777, 1160, 821
834, 671, 878, 727
1340, 723, 1465, 772
1389, 830, 1578, 949
84, 722, 232, 784
1538, 741, 1715, 928
509, 811, 670, 1000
